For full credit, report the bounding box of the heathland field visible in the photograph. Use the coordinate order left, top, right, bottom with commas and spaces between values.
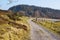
0, 14, 30, 40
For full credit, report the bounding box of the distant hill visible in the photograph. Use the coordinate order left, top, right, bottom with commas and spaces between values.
8, 5, 60, 19
9, 5, 60, 19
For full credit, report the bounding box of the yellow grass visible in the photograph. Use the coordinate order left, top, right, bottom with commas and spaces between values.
0, 15, 30, 40
33, 19, 60, 36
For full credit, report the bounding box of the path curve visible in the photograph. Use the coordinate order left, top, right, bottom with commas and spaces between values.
28, 19, 60, 40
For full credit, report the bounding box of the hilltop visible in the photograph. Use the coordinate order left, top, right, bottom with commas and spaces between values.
9, 5, 60, 19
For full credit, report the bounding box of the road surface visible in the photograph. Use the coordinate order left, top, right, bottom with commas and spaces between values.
28, 19, 60, 40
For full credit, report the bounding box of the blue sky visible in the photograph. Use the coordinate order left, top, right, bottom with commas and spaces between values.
0, 0, 60, 10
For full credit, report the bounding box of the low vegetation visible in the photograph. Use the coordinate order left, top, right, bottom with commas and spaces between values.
0, 14, 30, 40
33, 19, 60, 36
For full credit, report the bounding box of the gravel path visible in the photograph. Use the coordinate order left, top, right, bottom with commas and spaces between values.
28, 19, 60, 40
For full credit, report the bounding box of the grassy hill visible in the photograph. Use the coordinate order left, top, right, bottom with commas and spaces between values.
9, 5, 60, 19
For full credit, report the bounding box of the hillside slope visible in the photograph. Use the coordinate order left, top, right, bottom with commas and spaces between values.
0, 10, 30, 40
9, 5, 60, 19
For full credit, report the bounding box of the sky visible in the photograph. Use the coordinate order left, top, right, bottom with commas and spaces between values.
0, 0, 60, 10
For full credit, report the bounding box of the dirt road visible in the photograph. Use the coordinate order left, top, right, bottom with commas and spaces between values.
28, 19, 60, 40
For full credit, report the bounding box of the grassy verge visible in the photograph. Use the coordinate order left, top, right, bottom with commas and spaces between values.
32, 19, 60, 36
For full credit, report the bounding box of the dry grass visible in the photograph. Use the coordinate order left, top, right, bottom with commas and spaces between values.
0, 15, 30, 40
33, 19, 60, 36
